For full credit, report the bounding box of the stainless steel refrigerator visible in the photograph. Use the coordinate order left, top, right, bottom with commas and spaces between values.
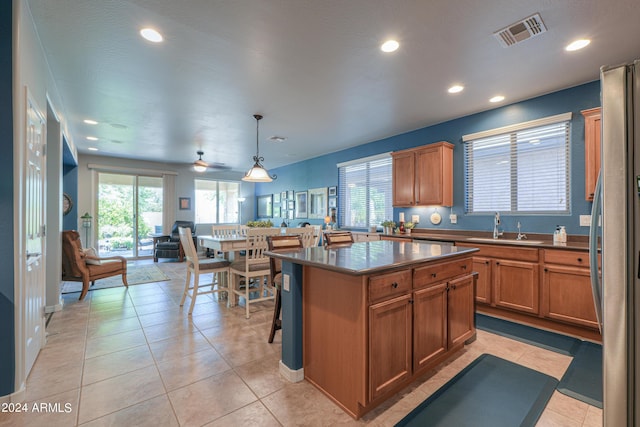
590, 60, 640, 426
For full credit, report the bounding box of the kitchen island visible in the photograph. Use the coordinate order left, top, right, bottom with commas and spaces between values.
266, 240, 478, 419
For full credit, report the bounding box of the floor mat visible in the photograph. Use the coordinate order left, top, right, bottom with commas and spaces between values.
557, 341, 603, 408
476, 313, 582, 356
395, 354, 558, 427
61, 263, 170, 294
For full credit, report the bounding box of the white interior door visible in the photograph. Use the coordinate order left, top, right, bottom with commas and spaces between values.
24, 93, 46, 375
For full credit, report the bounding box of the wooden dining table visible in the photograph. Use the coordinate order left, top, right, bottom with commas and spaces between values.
198, 235, 248, 259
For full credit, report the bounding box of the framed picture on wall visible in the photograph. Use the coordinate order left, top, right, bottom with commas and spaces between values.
273, 206, 281, 217
179, 197, 191, 210
295, 191, 308, 218
273, 193, 281, 204
288, 210, 294, 220
281, 191, 287, 200
328, 186, 337, 197
329, 197, 337, 208
288, 200, 295, 210
287, 190, 294, 200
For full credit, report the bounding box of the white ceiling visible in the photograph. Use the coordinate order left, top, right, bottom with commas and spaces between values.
27, 0, 640, 173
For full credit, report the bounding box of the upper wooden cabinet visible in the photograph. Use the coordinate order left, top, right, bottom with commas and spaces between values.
581, 107, 601, 201
392, 142, 454, 207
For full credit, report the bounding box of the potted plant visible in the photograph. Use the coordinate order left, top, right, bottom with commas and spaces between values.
404, 222, 415, 234
381, 220, 396, 235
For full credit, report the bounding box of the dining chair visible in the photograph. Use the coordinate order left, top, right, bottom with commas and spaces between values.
178, 227, 231, 314
229, 227, 282, 318
266, 234, 304, 343
287, 226, 316, 248
324, 231, 354, 246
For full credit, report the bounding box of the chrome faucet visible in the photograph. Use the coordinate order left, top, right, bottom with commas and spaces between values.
493, 212, 503, 239
516, 221, 527, 240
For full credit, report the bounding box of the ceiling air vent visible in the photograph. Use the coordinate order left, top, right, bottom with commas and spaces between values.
493, 13, 547, 47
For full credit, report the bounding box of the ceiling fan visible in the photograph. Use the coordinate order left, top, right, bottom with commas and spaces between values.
192, 150, 231, 172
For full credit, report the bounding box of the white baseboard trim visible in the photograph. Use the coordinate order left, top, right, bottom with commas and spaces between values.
45, 303, 63, 313
279, 360, 304, 383
0, 383, 25, 403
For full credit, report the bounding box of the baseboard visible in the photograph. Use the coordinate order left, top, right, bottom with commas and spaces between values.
45, 302, 63, 313
0, 383, 25, 403
279, 360, 304, 383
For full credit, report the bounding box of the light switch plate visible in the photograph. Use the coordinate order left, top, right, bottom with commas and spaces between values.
283, 274, 290, 292
579, 215, 591, 227
411, 215, 420, 224
449, 214, 457, 224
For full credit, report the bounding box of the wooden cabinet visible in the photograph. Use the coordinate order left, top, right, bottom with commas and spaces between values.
541, 249, 599, 329
369, 294, 412, 400
582, 107, 601, 201
493, 259, 540, 314
471, 256, 491, 304
457, 243, 539, 314
368, 256, 475, 401
392, 142, 453, 207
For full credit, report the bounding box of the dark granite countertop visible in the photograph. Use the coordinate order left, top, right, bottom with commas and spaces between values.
367, 229, 592, 251
266, 240, 478, 276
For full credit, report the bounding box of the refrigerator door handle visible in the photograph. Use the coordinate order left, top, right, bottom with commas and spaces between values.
589, 171, 603, 332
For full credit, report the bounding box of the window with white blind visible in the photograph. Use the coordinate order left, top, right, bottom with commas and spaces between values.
463, 113, 571, 214
338, 153, 393, 228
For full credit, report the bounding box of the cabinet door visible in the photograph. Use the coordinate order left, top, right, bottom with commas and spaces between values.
392, 152, 415, 206
413, 283, 448, 372
542, 265, 599, 329
493, 259, 540, 314
415, 145, 452, 206
472, 257, 492, 304
448, 274, 476, 348
369, 294, 412, 400
582, 107, 601, 201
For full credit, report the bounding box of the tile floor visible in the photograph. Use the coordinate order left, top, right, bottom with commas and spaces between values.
1, 260, 603, 426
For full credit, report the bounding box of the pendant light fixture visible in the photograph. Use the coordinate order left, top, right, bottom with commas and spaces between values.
193, 150, 208, 172
242, 114, 277, 182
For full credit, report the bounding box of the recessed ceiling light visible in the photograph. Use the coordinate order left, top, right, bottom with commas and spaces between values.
84, 119, 98, 125
380, 40, 399, 53
448, 85, 464, 94
565, 39, 590, 51
140, 28, 163, 43
86, 136, 98, 141
489, 95, 505, 103
87, 147, 99, 151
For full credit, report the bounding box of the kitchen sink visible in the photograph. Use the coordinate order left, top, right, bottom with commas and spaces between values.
465, 237, 544, 245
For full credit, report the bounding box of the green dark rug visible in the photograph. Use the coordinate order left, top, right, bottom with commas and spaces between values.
396, 354, 558, 427
557, 341, 603, 408
61, 263, 170, 294
476, 313, 582, 356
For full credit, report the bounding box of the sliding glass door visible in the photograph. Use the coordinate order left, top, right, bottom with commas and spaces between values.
97, 173, 163, 258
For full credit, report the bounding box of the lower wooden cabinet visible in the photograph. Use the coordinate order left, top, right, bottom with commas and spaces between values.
493, 259, 540, 314
541, 249, 599, 329
447, 274, 476, 347
413, 283, 448, 370
472, 256, 491, 304
369, 294, 412, 400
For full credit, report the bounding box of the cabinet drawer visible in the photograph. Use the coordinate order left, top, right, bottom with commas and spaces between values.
456, 243, 539, 262
543, 249, 592, 268
369, 270, 412, 303
413, 258, 472, 288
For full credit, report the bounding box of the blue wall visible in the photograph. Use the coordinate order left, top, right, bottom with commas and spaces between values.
0, 1, 15, 396
63, 137, 79, 231
258, 81, 600, 235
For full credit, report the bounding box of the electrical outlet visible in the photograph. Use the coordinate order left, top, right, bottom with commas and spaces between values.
411, 215, 420, 224
449, 214, 457, 224
283, 274, 290, 292
579, 215, 591, 227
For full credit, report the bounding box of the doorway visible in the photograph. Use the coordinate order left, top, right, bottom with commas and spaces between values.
97, 173, 163, 258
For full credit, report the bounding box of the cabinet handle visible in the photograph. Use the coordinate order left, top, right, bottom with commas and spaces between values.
451, 284, 457, 290
431, 273, 437, 278
391, 282, 398, 289
485, 261, 490, 265
577, 257, 583, 263
496, 262, 500, 265
461, 265, 467, 270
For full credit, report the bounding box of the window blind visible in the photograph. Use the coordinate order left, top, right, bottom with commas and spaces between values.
464, 119, 571, 214
338, 155, 393, 228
